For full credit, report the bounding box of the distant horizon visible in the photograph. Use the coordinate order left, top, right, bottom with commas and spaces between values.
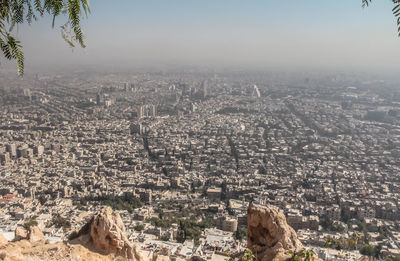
1, 61, 400, 81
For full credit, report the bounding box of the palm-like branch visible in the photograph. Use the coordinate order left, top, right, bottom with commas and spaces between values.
393, 0, 400, 36
0, 0, 89, 75
363, 0, 400, 36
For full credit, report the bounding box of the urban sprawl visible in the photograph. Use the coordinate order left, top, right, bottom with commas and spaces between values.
0, 71, 400, 260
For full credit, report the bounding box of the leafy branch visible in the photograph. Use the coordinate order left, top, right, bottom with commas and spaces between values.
363, 0, 400, 36
0, 0, 89, 75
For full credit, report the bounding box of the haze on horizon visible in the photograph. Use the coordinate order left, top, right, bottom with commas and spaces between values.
2, 0, 400, 74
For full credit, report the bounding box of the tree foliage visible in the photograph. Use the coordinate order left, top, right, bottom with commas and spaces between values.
359, 244, 382, 259
363, 0, 400, 36
287, 248, 316, 261
91, 195, 144, 213
0, 0, 89, 75
23, 216, 38, 230
241, 249, 255, 261
51, 214, 71, 230
234, 227, 247, 242
134, 224, 145, 232
320, 217, 346, 233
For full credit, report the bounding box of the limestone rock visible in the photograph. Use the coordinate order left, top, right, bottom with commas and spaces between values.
28, 226, 45, 243
0, 240, 117, 261
75, 206, 148, 261
247, 203, 304, 261
154, 255, 170, 261
14, 227, 28, 241
0, 233, 8, 247
0, 208, 154, 261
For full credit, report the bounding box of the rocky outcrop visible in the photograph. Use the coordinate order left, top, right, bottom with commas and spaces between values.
0, 240, 117, 261
154, 255, 170, 261
73, 206, 148, 261
28, 225, 45, 243
0, 233, 8, 247
13, 226, 44, 244
1, 208, 150, 261
247, 203, 304, 261
14, 227, 28, 241
1, 204, 321, 261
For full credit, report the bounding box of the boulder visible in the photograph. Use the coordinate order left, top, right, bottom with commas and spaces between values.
247, 203, 304, 261
0, 240, 117, 261
0, 233, 8, 247
75, 206, 148, 261
28, 225, 45, 243
154, 255, 170, 261
14, 227, 28, 241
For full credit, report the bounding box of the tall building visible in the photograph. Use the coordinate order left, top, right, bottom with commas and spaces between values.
138, 105, 157, 118
138, 106, 144, 118
0, 153, 10, 165
202, 80, 208, 99
252, 85, 261, 98
151, 105, 157, 117
190, 103, 197, 113
105, 99, 113, 107
214, 215, 238, 232
23, 88, 31, 99
34, 145, 44, 156
96, 93, 103, 105
6, 144, 16, 158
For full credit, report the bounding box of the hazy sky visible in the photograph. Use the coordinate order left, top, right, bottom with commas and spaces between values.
6, 0, 400, 72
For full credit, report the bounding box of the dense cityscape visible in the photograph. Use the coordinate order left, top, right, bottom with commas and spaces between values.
0, 70, 399, 260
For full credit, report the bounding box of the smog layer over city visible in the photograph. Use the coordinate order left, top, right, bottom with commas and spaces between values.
0, 1, 400, 261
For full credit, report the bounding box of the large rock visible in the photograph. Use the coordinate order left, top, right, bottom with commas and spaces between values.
247, 203, 304, 261
154, 255, 170, 261
28, 225, 45, 243
14, 227, 28, 241
0, 233, 8, 247
0, 240, 117, 261
74, 206, 149, 261
0, 208, 155, 261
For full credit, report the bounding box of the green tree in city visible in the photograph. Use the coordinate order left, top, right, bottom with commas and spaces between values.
241, 249, 255, 261
302, 248, 316, 261
51, 214, 71, 230
23, 216, 38, 230
359, 244, 382, 259
287, 248, 316, 261
234, 227, 247, 242
134, 224, 144, 232
354, 232, 362, 249
160, 232, 171, 241
287, 250, 301, 261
